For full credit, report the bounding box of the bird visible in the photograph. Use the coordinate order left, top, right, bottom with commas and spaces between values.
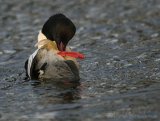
24, 14, 84, 82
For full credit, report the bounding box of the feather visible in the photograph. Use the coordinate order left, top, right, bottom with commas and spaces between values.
27, 49, 39, 78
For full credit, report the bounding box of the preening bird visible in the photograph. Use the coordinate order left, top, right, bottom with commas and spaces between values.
25, 14, 84, 82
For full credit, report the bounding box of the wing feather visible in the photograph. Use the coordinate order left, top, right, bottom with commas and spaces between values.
27, 49, 39, 78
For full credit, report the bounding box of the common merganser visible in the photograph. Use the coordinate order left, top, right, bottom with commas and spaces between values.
25, 14, 84, 82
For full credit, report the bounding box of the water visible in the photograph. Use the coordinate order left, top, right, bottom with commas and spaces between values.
0, 0, 160, 120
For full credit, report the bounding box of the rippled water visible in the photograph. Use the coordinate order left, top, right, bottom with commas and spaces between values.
0, 0, 160, 121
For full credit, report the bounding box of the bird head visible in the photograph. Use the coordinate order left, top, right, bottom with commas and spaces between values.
41, 14, 76, 51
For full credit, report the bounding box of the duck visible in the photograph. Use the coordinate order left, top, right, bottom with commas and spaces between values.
24, 14, 84, 82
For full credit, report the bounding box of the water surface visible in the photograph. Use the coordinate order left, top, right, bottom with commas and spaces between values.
0, 0, 160, 121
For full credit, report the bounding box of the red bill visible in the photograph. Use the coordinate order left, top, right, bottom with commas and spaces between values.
58, 51, 85, 59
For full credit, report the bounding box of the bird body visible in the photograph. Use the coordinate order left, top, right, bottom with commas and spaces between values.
25, 14, 83, 82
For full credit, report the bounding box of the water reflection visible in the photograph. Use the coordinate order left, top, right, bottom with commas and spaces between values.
30, 79, 81, 104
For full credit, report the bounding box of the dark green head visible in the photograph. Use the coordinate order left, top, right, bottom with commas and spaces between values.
42, 14, 76, 51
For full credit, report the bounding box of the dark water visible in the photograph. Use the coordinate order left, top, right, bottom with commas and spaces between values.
0, 0, 160, 120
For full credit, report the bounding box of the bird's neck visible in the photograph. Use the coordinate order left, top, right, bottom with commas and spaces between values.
38, 30, 47, 42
